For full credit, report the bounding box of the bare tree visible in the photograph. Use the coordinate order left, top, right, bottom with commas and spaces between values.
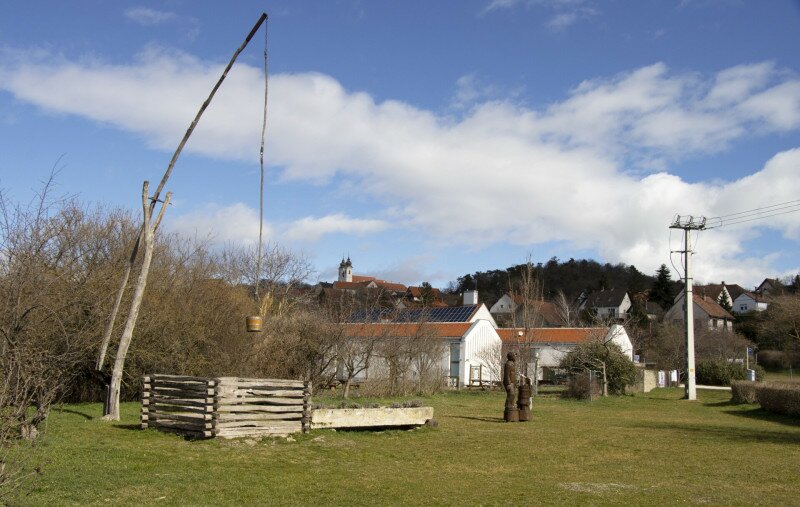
409, 322, 447, 394
0, 177, 131, 498
335, 323, 380, 398
554, 289, 578, 327
511, 256, 543, 378
218, 242, 314, 317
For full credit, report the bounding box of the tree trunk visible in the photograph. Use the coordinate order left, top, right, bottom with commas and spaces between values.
602, 363, 608, 397
103, 183, 170, 420
343, 378, 352, 399
103, 223, 154, 420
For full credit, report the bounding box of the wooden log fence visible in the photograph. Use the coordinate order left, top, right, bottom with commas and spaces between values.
141, 374, 311, 439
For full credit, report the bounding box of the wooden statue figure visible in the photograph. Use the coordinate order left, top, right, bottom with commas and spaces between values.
518, 377, 532, 422
503, 352, 519, 422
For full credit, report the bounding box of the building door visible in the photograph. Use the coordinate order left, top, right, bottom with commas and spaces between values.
449, 342, 460, 385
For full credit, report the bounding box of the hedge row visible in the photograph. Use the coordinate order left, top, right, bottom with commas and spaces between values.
730, 381, 800, 417
696, 360, 765, 386
730, 380, 763, 404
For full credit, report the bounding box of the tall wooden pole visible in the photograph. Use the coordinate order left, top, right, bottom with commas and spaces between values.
97, 13, 269, 372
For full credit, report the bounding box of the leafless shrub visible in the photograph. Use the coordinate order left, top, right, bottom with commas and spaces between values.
730, 381, 763, 404
756, 382, 800, 416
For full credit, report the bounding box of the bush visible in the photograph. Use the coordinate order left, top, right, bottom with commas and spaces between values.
696, 360, 763, 386
559, 340, 637, 395
756, 383, 800, 417
561, 375, 602, 400
730, 381, 763, 404
696, 360, 731, 386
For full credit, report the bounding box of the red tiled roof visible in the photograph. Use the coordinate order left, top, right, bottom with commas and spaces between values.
332, 279, 407, 292
377, 281, 408, 292
497, 327, 609, 344
352, 275, 377, 283
343, 322, 472, 338
694, 295, 734, 319
693, 295, 733, 319
333, 280, 375, 290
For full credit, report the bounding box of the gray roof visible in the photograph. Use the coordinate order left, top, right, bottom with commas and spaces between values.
584, 288, 628, 308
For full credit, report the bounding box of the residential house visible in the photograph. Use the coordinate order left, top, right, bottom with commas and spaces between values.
664, 294, 734, 331
755, 277, 785, 296
580, 288, 631, 320
672, 282, 746, 310
497, 325, 633, 381
732, 291, 769, 314
342, 311, 501, 388
489, 292, 563, 327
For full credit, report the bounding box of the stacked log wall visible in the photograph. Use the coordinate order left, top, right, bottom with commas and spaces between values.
141, 375, 311, 439
140, 374, 216, 438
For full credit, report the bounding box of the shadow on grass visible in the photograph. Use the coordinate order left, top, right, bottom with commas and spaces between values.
723, 407, 800, 428
57, 408, 94, 420
630, 421, 800, 445
449, 415, 506, 423
114, 424, 144, 431
704, 400, 738, 407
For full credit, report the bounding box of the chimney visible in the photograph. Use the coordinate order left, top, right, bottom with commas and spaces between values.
463, 290, 478, 305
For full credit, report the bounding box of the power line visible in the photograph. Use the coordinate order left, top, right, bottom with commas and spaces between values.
709, 199, 800, 220
705, 204, 800, 229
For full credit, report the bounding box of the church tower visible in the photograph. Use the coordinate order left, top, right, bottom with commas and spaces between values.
338, 257, 353, 282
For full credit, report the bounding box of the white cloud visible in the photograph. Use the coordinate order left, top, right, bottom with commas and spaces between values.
482, 0, 600, 30
167, 202, 270, 245
124, 7, 176, 26
2, 50, 800, 287
284, 214, 388, 242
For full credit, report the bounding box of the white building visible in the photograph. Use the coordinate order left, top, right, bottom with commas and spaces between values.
580, 288, 631, 320
732, 291, 769, 314
497, 325, 634, 380
343, 302, 500, 387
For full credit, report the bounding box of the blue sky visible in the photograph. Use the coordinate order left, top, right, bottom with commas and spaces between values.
1, 0, 799, 290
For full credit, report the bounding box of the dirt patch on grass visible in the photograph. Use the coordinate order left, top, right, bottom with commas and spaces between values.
560, 482, 638, 494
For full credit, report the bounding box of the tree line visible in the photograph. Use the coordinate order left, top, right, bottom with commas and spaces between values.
448, 257, 680, 307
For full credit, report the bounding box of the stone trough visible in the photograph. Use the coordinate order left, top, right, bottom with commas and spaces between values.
311, 406, 434, 430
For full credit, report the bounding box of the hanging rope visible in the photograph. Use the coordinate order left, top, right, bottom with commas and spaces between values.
255, 19, 269, 304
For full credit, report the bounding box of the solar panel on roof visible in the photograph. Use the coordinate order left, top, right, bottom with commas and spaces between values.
347, 305, 477, 323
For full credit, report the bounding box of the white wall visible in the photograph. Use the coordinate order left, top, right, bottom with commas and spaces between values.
489, 294, 514, 315
460, 320, 503, 385
733, 294, 768, 314
470, 304, 498, 329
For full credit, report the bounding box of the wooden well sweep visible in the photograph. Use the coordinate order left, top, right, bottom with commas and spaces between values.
141, 374, 311, 438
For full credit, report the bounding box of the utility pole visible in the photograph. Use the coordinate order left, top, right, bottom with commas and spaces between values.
670, 215, 706, 401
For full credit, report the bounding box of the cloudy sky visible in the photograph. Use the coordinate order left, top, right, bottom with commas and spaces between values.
1, 1, 799, 289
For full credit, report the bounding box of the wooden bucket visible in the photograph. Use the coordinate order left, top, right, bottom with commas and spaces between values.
245, 315, 263, 332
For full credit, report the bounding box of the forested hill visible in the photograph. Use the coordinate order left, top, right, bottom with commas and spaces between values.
447, 258, 678, 308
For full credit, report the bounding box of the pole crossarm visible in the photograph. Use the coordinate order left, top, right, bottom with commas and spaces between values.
669, 215, 707, 230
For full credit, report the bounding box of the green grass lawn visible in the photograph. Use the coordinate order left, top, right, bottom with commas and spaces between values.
764, 370, 800, 383
18, 389, 800, 506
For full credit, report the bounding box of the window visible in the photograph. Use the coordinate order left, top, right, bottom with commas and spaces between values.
713, 318, 718, 328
